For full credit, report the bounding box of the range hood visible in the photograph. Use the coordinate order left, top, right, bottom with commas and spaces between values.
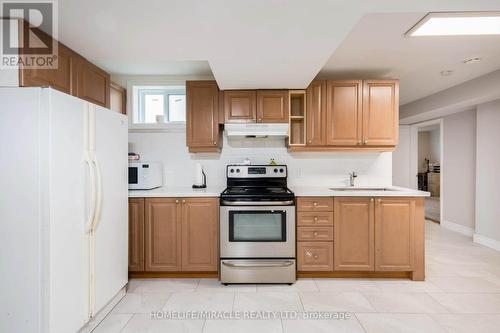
224, 123, 289, 138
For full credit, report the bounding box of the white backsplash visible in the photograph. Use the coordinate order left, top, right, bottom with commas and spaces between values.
128, 131, 393, 188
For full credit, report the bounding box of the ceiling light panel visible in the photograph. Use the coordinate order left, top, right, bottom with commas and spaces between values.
407, 12, 500, 36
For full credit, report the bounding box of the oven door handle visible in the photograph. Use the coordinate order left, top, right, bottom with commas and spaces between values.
222, 260, 295, 268
221, 200, 294, 206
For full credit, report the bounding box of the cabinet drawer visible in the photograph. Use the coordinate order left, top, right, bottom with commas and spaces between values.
297, 212, 333, 226
297, 227, 333, 241
297, 242, 333, 271
297, 197, 333, 211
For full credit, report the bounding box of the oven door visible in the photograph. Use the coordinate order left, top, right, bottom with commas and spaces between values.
220, 205, 295, 258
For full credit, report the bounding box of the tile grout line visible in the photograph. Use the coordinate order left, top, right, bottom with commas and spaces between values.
118, 313, 136, 333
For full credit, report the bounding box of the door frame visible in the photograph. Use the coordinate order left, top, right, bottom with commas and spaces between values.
409, 118, 443, 223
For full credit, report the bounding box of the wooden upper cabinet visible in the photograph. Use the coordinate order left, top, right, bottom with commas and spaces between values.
145, 198, 182, 271
375, 198, 415, 271
334, 197, 375, 271
186, 81, 220, 152
110, 82, 126, 114
128, 198, 145, 272
181, 198, 218, 271
256, 90, 289, 123
224, 90, 256, 123
362, 80, 399, 146
306, 81, 326, 145
72, 57, 110, 108
325, 80, 363, 146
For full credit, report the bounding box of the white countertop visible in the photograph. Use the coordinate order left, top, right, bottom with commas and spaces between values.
290, 185, 430, 197
128, 186, 225, 198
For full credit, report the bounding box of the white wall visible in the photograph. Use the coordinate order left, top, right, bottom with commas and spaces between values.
129, 132, 393, 188
429, 129, 441, 163
475, 99, 500, 246
392, 125, 411, 187
442, 110, 476, 230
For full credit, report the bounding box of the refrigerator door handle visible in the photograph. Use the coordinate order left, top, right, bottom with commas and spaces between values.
91, 156, 103, 232
84, 152, 97, 233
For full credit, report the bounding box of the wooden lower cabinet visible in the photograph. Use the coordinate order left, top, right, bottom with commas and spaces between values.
334, 197, 375, 271
297, 242, 333, 271
128, 198, 145, 272
145, 198, 182, 271
139, 197, 218, 273
181, 198, 218, 271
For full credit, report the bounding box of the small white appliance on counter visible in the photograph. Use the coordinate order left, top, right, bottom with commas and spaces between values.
0, 87, 128, 333
128, 161, 163, 190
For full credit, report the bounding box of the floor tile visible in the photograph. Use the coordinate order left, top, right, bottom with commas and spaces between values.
112, 292, 171, 314
203, 319, 282, 333
371, 279, 443, 293
233, 292, 303, 311
300, 291, 375, 312
428, 276, 500, 293
356, 313, 448, 333
363, 292, 449, 313
257, 279, 318, 292
121, 314, 204, 333
282, 314, 365, 333
197, 279, 257, 292
428, 293, 500, 313
431, 314, 500, 333
133, 279, 200, 293
163, 292, 234, 312
92, 314, 132, 333
314, 278, 380, 293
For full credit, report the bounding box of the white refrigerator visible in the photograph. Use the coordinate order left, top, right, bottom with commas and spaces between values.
0, 87, 128, 333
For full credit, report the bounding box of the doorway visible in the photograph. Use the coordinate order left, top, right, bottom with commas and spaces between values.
410, 119, 443, 223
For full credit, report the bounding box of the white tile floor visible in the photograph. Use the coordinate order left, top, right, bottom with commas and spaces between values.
94, 221, 500, 333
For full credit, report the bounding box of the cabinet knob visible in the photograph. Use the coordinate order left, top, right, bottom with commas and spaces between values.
313, 202, 318, 206
313, 254, 319, 259
377, 199, 382, 204
313, 216, 319, 222
213, 141, 217, 145
358, 140, 362, 145
313, 231, 319, 237
364, 139, 368, 144
370, 198, 374, 202
258, 118, 262, 121
175, 200, 179, 204
182, 199, 186, 204
308, 140, 312, 144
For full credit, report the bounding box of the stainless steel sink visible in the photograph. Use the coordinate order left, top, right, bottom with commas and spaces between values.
329, 187, 397, 191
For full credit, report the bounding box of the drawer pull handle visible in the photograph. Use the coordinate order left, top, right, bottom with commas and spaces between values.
313, 254, 319, 259
313, 202, 318, 206
313, 232, 319, 236
313, 217, 319, 222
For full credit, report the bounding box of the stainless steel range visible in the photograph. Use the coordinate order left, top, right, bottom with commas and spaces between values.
219, 165, 296, 284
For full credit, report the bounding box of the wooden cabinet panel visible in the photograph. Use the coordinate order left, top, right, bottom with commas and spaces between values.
128, 198, 145, 272
297, 212, 333, 226
20, 42, 74, 94
73, 57, 110, 108
297, 227, 333, 241
181, 198, 218, 271
306, 80, 326, 145
297, 242, 334, 271
362, 80, 398, 146
224, 90, 256, 123
110, 82, 126, 114
334, 197, 374, 271
325, 80, 362, 146
297, 197, 334, 212
256, 90, 289, 123
145, 198, 181, 271
186, 81, 220, 152
375, 198, 415, 271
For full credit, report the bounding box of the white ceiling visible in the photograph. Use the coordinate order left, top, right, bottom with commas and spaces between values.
56, 0, 500, 91
317, 13, 500, 105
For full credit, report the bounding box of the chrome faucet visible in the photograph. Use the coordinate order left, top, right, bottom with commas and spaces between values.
349, 172, 358, 187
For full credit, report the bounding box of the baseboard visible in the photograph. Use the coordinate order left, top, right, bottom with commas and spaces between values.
473, 233, 500, 252
441, 220, 474, 237
78, 287, 126, 333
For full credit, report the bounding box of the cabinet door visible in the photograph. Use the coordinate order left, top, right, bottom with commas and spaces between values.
375, 198, 415, 271
325, 80, 362, 146
256, 90, 289, 123
20, 42, 74, 94
362, 80, 398, 146
306, 80, 326, 145
181, 198, 218, 271
186, 81, 220, 151
224, 90, 256, 123
110, 82, 126, 114
145, 198, 181, 271
334, 197, 374, 271
297, 242, 333, 271
128, 198, 145, 272
73, 57, 110, 108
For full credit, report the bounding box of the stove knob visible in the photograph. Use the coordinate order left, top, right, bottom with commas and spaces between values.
230, 169, 234, 173
236, 169, 240, 173
274, 168, 278, 173
279, 168, 284, 173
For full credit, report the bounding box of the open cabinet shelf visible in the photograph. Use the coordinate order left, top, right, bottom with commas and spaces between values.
288, 90, 306, 146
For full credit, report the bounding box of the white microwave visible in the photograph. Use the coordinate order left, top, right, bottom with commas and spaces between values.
128, 162, 163, 190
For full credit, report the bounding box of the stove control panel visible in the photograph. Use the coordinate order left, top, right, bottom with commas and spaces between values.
227, 165, 287, 178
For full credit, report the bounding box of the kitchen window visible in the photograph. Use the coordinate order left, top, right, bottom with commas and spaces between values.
130, 85, 186, 131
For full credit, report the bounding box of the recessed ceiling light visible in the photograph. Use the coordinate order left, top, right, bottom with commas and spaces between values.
440, 70, 453, 76
463, 57, 481, 64
406, 12, 500, 37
